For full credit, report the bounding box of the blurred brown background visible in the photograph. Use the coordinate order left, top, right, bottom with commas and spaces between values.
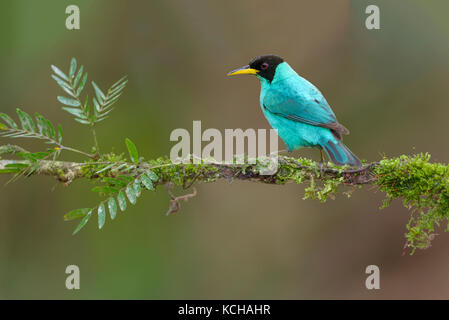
1, 0, 449, 299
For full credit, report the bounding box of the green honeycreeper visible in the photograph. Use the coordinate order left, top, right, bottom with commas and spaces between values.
228, 54, 362, 167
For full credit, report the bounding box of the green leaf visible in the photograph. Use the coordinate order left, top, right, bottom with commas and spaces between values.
91, 99, 98, 120
34, 114, 45, 135
125, 138, 139, 164
51, 75, 73, 96
110, 75, 128, 90
118, 175, 134, 183
107, 77, 127, 99
0, 162, 27, 173
51, 65, 69, 82
0, 113, 18, 129
46, 119, 56, 139
25, 162, 40, 177
141, 175, 154, 190
91, 81, 106, 103
0, 168, 21, 173
0, 123, 7, 130
74, 118, 91, 125
125, 185, 137, 205
98, 203, 106, 229
16, 109, 36, 132
77, 73, 88, 96
83, 95, 89, 109
62, 107, 86, 118
95, 108, 114, 122
113, 164, 129, 172
35, 115, 44, 134
73, 65, 84, 89
17, 151, 51, 161
53, 149, 61, 161
61, 87, 76, 98
146, 170, 159, 182
93, 97, 100, 112
99, 104, 115, 113
104, 99, 121, 110
64, 208, 90, 221
134, 179, 142, 197
69, 58, 77, 79
110, 81, 128, 95
95, 163, 116, 174
58, 125, 63, 143
72, 211, 92, 235
5, 163, 30, 169
122, 165, 136, 173
108, 197, 117, 220
94, 116, 109, 123
58, 96, 81, 107
117, 191, 127, 211
103, 177, 127, 188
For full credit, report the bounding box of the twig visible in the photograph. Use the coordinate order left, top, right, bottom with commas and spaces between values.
166, 183, 197, 216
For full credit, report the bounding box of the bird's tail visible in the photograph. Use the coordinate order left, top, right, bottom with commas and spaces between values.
321, 139, 362, 167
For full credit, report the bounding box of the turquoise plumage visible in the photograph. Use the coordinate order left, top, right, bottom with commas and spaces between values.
228, 55, 361, 167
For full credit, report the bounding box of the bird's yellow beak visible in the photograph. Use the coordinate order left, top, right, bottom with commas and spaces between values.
227, 65, 259, 76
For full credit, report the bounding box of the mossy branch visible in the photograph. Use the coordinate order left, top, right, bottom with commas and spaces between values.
0, 152, 447, 253
0, 155, 375, 185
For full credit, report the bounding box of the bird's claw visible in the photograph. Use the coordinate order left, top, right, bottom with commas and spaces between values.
319, 161, 326, 177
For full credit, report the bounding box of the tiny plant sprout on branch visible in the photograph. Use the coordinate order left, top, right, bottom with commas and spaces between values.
0, 58, 448, 254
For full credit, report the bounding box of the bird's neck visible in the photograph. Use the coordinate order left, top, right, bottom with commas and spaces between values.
257, 62, 298, 86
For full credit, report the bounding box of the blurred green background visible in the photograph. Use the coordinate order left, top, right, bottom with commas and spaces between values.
1, 0, 449, 299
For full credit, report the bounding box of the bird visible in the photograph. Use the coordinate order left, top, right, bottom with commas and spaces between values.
227, 54, 362, 167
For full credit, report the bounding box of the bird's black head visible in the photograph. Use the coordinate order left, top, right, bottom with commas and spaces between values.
227, 54, 284, 82
249, 55, 284, 82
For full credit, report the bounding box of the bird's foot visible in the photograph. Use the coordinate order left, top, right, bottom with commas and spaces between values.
319, 161, 325, 177
319, 161, 332, 177
319, 148, 327, 176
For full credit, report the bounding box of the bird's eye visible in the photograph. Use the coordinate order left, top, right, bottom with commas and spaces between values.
261, 62, 269, 70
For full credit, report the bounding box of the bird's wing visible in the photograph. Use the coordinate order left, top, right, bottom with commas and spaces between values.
263, 84, 349, 137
